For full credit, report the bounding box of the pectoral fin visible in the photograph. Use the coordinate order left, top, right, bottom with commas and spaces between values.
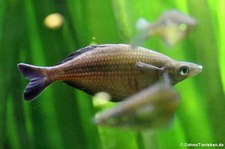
135, 62, 164, 72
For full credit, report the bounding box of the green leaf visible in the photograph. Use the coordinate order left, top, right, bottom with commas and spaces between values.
0, 0, 224, 149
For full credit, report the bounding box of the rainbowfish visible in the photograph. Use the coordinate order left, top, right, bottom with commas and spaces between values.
132, 10, 197, 46
17, 44, 202, 101
94, 81, 179, 129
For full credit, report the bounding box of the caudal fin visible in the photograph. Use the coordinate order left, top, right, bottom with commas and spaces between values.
17, 63, 51, 101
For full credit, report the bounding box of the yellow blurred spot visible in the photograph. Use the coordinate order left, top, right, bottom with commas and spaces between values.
179, 23, 187, 31
44, 13, 64, 29
93, 92, 111, 107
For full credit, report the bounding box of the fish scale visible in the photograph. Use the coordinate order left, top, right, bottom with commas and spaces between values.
50, 47, 165, 100
17, 44, 202, 101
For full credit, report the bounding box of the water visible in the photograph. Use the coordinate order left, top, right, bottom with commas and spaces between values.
0, 0, 224, 149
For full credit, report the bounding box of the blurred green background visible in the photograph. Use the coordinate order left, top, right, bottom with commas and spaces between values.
0, 0, 224, 149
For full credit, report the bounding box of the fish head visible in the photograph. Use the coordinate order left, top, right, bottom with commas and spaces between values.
161, 10, 197, 28
168, 61, 202, 84
157, 10, 197, 46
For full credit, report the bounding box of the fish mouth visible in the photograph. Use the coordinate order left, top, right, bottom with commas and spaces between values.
198, 65, 203, 71
195, 65, 203, 73
190, 64, 203, 77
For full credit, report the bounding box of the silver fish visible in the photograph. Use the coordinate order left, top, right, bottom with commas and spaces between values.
17, 44, 202, 101
132, 10, 197, 46
94, 81, 179, 129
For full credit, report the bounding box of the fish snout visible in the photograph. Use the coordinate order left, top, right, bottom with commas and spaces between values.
189, 64, 203, 77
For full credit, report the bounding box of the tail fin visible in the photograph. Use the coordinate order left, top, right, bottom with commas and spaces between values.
17, 63, 51, 101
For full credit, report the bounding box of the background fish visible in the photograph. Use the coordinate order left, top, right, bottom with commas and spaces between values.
94, 82, 179, 129
132, 10, 197, 46
17, 44, 202, 101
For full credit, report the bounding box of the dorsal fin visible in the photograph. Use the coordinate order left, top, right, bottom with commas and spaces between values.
58, 46, 96, 65
57, 44, 121, 65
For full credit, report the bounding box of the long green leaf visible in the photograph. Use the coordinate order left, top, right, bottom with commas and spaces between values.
1, 1, 224, 149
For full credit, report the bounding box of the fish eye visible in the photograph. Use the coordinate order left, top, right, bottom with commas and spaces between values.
179, 66, 189, 76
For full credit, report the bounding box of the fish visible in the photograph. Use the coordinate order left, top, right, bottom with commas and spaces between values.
17, 44, 202, 101
132, 10, 197, 46
94, 81, 179, 129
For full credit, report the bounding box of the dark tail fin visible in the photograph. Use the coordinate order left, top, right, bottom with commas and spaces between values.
17, 63, 51, 101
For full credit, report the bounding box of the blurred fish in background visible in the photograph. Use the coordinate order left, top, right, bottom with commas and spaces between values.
131, 10, 197, 47
94, 80, 179, 129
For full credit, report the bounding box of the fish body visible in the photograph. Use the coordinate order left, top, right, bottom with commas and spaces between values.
133, 10, 197, 46
17, 44, 202, 101
94, 82, 179, 129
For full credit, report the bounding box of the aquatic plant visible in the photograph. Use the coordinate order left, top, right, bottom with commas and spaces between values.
0, 0, 224, 149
